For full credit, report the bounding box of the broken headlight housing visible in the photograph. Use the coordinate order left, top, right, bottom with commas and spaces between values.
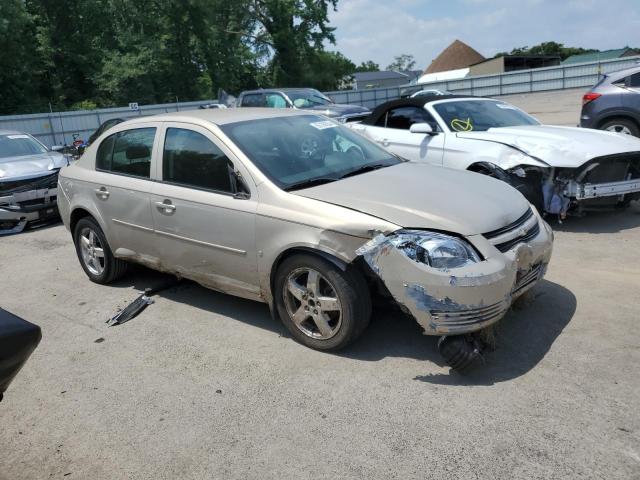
388, 230, 480, 269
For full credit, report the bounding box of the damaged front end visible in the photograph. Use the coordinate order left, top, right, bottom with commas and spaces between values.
0, 172, 60, 235
544, 152, 640, 217
356, 207, 553, 339
512, 152, 640, 218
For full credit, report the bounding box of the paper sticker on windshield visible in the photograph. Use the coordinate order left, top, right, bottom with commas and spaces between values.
496, 103, 517, 110
310, 120, 337, 130
7, 134, 30, 139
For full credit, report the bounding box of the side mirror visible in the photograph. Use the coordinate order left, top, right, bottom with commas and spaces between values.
409, 123, 437, 135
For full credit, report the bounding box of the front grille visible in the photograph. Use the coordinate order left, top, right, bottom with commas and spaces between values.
430, 301, 507, 330
483, 207, 540, 253
0, 172, 59, 194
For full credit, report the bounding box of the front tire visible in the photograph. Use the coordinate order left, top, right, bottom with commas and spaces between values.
274, 254, 371, 351
73, 217, 128, 284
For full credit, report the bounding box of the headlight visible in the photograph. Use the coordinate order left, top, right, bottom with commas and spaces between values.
388, 230, 480, 269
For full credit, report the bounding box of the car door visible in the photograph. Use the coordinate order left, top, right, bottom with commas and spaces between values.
149, 122, 260, 299
91, 124, 159, 257
358, 106, 445, 165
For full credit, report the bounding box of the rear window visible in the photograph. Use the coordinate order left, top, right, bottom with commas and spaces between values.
96, 128, 156, 178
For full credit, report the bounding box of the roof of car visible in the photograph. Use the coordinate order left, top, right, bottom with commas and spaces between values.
361, 95, 479, 125
603, 64, 640, 81
241, 88, 320, 95
115, 107, 314, 127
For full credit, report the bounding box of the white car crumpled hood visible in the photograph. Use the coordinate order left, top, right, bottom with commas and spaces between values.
0, 152, 68, 181
456, 125, 640, 168
295, 162, 530, 237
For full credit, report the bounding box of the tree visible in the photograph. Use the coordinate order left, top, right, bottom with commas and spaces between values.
247, 0, 339, 86
494, 41, 598, 60
354, 60, 380, 72
386, 54, 416, 72
305, 51, 355, 90
0, 0, 41, 113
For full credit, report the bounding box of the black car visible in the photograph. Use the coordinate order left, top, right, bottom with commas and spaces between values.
0, 308, 41, 401
236, 88, 370, 122
580, 65, 640, 137
87, 118, 126, 145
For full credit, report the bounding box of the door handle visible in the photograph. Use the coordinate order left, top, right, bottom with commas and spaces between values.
378, 139, 390, 147
155, 201, 176, 213
95, 187, 110, 199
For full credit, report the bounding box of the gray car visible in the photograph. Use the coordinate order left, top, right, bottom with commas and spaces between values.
0, 130, 68, 234
57, 109, 553, 368
580, 65, 640, 136
236, 88, 370, 123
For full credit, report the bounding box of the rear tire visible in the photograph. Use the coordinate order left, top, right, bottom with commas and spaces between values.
73, 217, 128, 284
600, 118, 640, 137
274, 254, 371, 351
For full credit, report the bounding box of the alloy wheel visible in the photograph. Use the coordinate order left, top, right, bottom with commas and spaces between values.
283, 267, 342, 340
606, 124, 632, 135
79, 227, 105, 276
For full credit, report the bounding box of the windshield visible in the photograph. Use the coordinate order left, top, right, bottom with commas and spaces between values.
221, 115, 401, 190
0, 134, 48, 159
287, 90, 333, 108
433, 100, 540, 132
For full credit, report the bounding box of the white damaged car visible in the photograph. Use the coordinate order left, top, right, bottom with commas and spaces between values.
349, 96, 640, 219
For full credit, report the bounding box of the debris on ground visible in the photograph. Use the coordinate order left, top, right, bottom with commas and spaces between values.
107, 279, 181, 326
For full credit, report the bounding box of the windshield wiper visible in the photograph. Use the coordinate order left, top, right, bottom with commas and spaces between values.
338, 163, 390, 180
284, 176, 338, 192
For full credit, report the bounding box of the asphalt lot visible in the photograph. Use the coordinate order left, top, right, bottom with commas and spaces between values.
1, 205, 640, 480
500, 88, 585, 126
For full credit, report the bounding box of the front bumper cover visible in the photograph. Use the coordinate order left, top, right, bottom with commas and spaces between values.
0, 187, 59, 235
358, 216, 553, 335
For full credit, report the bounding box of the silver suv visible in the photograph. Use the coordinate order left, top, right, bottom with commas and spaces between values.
57, 109, 553, 367
581, 65, 640, 136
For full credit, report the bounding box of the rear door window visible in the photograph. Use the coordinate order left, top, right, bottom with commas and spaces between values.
96, 128, 155, 178
629, 73, 640, 88
386, 106, 437, 130
162, 128, 235, 194
241, 94, 265, 107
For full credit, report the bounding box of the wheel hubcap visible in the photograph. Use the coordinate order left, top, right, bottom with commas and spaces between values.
283, 268, 342, 340
606, 124, 632, 135
79, 227, 105, 276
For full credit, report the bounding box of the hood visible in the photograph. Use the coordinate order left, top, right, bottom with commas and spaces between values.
302, 103, 370, 118
294, 162, 530, 236
456, 125, 640, 168
0, 151, 68, 181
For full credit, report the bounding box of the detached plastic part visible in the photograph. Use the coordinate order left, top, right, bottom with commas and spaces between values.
107, 278, 182, 326
0, 308, 42, 401
437, 334, 484, 371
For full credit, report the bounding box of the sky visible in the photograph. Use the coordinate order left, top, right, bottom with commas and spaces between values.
327, 0, 640, 70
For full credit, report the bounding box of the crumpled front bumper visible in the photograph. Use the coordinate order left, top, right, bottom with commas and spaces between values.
0, 187, 59, 235
358, 214, 554, 336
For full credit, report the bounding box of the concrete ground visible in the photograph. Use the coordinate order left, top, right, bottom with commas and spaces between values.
1, 205, 640, 480
499, 88, 586, 126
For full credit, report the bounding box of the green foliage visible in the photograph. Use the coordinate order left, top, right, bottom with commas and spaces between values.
494, 41, 598, 60
1, 0, 348, 114
354, 60, 380, 72
386, 54, 416, 72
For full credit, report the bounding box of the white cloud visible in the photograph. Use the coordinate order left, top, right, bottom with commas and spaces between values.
328, 0, 640, 70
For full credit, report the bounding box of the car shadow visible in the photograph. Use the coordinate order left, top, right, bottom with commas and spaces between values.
549, 201, 640, 234
412, 279, 576, 386
107, 268, 575, 385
